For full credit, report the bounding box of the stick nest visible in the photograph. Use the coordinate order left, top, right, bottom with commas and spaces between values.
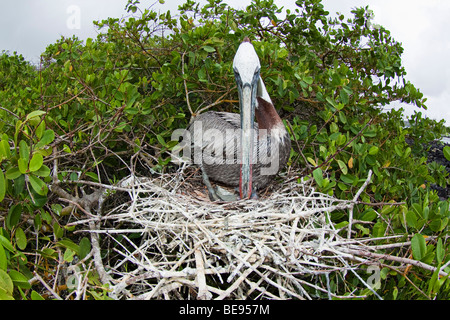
81, 165, 382, 300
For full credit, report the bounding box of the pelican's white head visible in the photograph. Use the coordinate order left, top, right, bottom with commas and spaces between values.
233, 38, 272, 106
233, 37, 261, 86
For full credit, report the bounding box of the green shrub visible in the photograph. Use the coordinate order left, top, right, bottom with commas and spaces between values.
0, 0, 449, 299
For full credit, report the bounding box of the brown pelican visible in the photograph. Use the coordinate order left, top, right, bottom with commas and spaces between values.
187, 37, 291, 201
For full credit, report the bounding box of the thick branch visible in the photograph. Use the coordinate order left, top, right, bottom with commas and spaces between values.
341, 247, 449, 279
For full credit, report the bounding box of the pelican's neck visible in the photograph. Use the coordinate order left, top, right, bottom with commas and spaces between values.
255, 97, 284, 131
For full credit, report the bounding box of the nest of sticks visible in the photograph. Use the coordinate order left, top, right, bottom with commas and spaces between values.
67, 164, 416, 301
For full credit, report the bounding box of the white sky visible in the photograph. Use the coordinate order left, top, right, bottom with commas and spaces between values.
1, 0, 449, 124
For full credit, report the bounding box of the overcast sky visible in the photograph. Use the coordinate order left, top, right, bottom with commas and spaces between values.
1, 0, 449, 124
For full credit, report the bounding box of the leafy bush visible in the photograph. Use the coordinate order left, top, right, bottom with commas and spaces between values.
0, 0, 449, 299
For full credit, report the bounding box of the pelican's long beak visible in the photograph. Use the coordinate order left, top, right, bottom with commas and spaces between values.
233, 38, 261, 199
237, 74, 258, 199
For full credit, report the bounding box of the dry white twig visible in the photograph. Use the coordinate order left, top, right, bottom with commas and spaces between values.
31, 272, 63, 300
195, 248, 212, 300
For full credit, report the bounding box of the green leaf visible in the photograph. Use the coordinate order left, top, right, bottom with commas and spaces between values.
29, 153, 43, 172
0, 290, 14, 300
411, 203, 422, 219
28, 175, 48, 195
340, 174, 356, 184
430, 217, 448, 232
18, 158, 28, 174
0, 244, 6, 271
363, 128, 377, 138
0, 139, 10, 159
404, 147, 411, 158
380, 204, 396, 215
336, 103, 345, 111
0, 269, 13, 297
405, 210, 417, 229
337, 160, 348, 174
411, 233, 426, 260
64, 60, 72, 73
361, 209, 377, 221
392, 287, 398, 300
326, 97, 336, 108
334, 221, 348, 229
85, 172, 99, 182
51, 204, 63, 216
35, 120, 46, 139
57, 239, 80, 254
336, 134, 346, 146
337, 182, 348, 191
428, 264, 442, 297
338, 112, 347, 124
306, 157, 317, 166
125, 104, 139, 115
156, 134, 167, 148
6, 204, 22, 230
355, 224, 370, 235
394, 145, 402, 157
5, 167, 21, 180
34, 213, 42, 231
329, 132, 340, 141
422, 206, 429, 220
53, 223, 64, 239
372, 221, 386, 238
369, 146, 379, 155
330, 122, 339, 133
31, 290, 45, 300
313, 168, 324, 187
62, 144, 72, 153
339, 89, 349, 105
14, 120, 22, 144
9, 270, 31, 289
31, 192, 47, 208
33, 165, 50, 178
436, 238, 444, 264
35, 129, 55, 149
19, 140, 30, 162
0, 170, 5, 202
79, 237, 91, 260
443, 146, 450, 161
39, 248, 57, 259
197, 68, 207, 82
202, 45, 216, 53
63, 248, 75, 263
303, 76, 313, 85
15, 227, 27, 250
69, 172, 78, 181
0, 235, 15, 253
25, 110, 46, 121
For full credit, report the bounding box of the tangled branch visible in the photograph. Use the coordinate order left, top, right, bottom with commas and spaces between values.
48, 164, 440, 300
